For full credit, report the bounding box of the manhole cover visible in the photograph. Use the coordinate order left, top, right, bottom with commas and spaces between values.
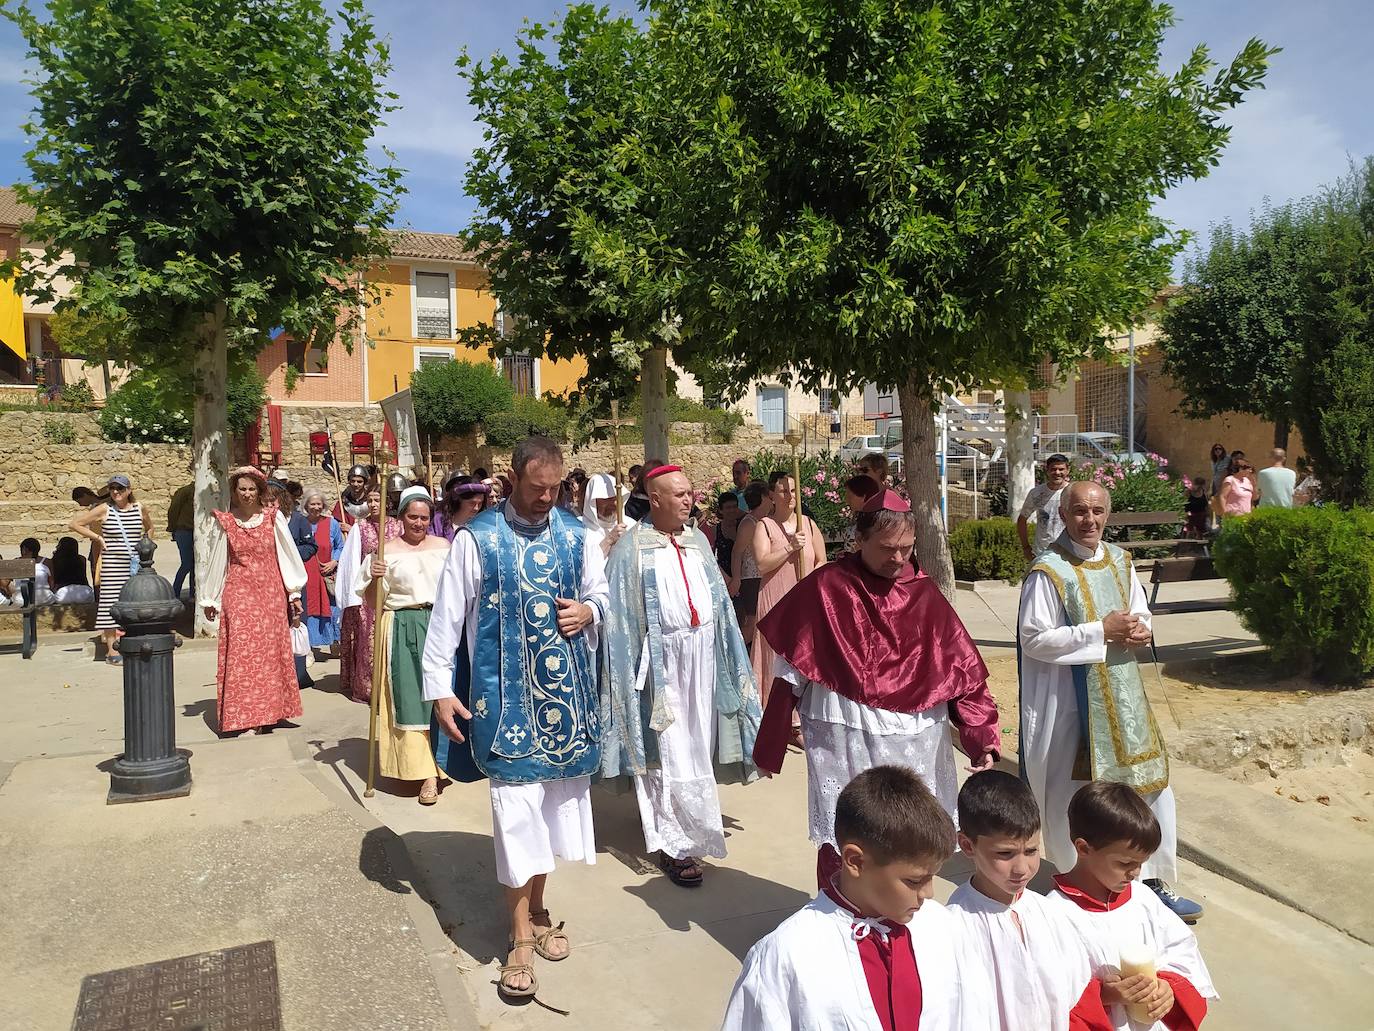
71, 940, 282, 1031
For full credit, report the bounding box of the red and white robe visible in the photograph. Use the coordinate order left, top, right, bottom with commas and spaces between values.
947, 881, 1112, 1031
1045, 876, 1215, 1031
721, 886, 998, 1031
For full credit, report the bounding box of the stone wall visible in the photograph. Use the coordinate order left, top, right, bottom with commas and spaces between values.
274, 404, 388, 466
0, 410, 190, 507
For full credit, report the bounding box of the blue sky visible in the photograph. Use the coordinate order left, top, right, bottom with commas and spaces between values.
2, 1, 1370, 264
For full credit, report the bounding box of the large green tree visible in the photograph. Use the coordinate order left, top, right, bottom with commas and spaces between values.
4, 0, 401, 635
648, 0, 1273, 596
1157, 207, 1314, 448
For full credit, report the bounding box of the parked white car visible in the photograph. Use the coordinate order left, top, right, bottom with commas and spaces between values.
1039, 432, 1148, 467
838, 434, 888, 465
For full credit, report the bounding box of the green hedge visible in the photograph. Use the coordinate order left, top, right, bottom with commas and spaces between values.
485, 395, 570, 448
949, 517, 1029, 584
410, 359, 514, 436
1214, 507, 1374, 682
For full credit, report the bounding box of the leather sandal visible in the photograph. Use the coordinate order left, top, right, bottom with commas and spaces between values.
497, 937, 539, 1000
529, 909, 570, 961
418, 780, 439, 806
660, 853, 704, 887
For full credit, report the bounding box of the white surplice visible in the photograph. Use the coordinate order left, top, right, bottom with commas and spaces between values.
632, 541, 725, 860
721, 893, 999, 1031
334, 521, 364, 611
1017, 538, 1178, 882
1045, 881, 1216, 1031
198, 509, 307, 610
420, 517, 610, 889
774, 655, 957, 846
947, 882, 1098, 1031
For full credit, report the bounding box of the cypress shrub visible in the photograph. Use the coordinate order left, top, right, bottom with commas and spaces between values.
949, 517, 1028, 584
1214, 507, 1374, 681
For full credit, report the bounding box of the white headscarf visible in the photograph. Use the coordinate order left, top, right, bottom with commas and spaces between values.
583, 473, 625, 531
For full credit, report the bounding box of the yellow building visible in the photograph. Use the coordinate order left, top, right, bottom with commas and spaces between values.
260, 229, 587, 405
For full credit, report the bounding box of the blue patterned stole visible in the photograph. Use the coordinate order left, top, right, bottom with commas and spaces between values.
463, 503, 602, 783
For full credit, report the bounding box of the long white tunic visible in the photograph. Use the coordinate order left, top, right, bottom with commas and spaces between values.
1017, 538, 1177, 882
198, 509, 307, 610
775, 655, 957, 845
631, 540, 725, 860
420, 518, 610, 890
1044, 882, 1216, 1031
334, 523, 365, 610
947, 882, 1098, 1031
721, 893, 998, 1031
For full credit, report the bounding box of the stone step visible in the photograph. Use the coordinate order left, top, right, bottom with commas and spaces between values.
0, 519, 77, 547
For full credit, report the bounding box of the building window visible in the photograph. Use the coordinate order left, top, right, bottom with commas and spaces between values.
415, 346, 455, 370
286, 335, 329, 375
502, 353, 536, 397
817, 388, 833, 414
414, 271, 452, 339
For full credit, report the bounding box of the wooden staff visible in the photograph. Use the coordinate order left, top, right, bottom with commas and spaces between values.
594, 399, 635, 523
325, 417, 347, 530
364, 445, 391, 798
784, 427, 810, 577
425, 434, 435, 500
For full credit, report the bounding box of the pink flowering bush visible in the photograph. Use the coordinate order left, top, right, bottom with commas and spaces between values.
744, 449, 851, 537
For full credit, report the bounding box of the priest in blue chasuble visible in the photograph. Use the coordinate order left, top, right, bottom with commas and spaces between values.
1018, 480, 1202, 924
601, 465, 762, 889
423, 436, 609, 1002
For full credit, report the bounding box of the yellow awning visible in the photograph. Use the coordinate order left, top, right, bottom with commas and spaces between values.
0, 275, 23, 360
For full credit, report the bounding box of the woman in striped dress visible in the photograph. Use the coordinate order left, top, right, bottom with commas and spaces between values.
69, 474, 154, 664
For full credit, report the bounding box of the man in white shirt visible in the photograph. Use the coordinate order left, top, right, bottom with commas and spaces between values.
1017, 480, 1202, 923
1017, 454, 1071, 559
1256, 448, 1297, 508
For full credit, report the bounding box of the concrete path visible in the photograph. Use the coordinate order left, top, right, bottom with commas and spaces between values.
3, 633, 1371, 1029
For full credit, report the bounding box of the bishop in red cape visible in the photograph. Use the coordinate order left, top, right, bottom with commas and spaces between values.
754, 491, 1000, 843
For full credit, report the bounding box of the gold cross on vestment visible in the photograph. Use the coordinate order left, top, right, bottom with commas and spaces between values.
593, 399, 636, 523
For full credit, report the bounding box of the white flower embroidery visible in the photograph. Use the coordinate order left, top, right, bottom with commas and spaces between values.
533, 601, 550, 620
545, 655, 563, 673
532, 548, 550, 566
487, 592, 500, 607
474, 698, 489, 718
547, 709, 563, 725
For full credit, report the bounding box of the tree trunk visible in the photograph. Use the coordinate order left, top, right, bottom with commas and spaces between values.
897, 374, 955, 601
1005, 388, 1036, 515
1273, 413, 1290, 450
642, 344, 670, 463
192, 304, 229, 638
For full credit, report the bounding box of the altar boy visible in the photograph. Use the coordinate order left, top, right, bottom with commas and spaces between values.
1045, 781, 1216, 1031
948, 771, 1112, 1031
721, 765, 997, 1031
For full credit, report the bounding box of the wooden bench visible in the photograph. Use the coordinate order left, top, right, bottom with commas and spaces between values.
0, 558, 39, 659
1105, 509, 1211, 557
1147, 555, 1229, 615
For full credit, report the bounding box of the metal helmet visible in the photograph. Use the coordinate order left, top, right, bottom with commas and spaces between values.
346, 464, 369, 482
385, 471, 410, 495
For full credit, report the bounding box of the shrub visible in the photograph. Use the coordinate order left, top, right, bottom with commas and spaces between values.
55, 379, 94, 408
484, 394, 570, 448
1069, 452, 1186, 542
225, 367, 268, 438
41, 418, 77, 444
745, 449, 850, 538
948, 517, 1029, 584
410, 359, 514, 436
1214, 507, 1374, 682
100, 375, 192, 443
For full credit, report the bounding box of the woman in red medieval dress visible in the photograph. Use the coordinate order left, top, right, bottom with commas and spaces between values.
199, 467, 308, 735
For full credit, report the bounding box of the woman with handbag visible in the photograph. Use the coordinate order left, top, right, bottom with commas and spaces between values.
68, 473, 154, 665
301, 489, 344, 657
199, 467, 307, 736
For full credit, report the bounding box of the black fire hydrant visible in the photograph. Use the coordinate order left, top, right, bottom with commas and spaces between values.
108, 538, 193, 804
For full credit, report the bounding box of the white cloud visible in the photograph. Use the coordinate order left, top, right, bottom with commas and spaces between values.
1155, 86, 1356, 248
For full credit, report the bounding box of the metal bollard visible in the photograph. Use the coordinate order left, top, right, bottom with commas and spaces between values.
107, 538, 192, 804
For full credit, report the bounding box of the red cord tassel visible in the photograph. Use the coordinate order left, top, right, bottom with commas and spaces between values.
671, 535, 701, 627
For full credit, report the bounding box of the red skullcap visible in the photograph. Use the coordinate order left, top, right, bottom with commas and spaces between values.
861, 488, 911, 513
645, 464, 683, 479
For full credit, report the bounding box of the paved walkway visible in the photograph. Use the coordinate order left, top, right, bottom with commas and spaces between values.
1, 606, 1370, 1029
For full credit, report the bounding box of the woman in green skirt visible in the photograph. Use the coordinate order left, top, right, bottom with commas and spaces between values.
359, 486, 450, 804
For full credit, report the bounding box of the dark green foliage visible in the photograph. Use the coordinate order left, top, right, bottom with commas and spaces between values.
409, 360, 515, 437
1214, 507, 1374, 682
54, 379, 94, 408
101, 366, 266, 444
485, 395, 571, 448
949, 518, 1029, 584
